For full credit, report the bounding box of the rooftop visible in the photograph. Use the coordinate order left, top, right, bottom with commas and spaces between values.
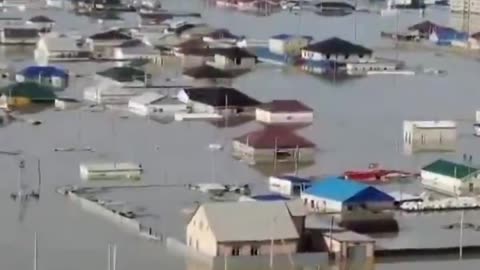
274, 175, 312, 184
408, 20, 441, 33
198, 201, 300, 242
234, 127, 316, 149
303, 177, 394, 203
204, 28, 240, 40
181, 87, 260, 108
183, 65, 234, 79
28, 15, 55, 23
0, 82, 56, 101
303, 37, 372, 56
97, 67, 148, 83
3, 28, 38, 38
258, 100, 313, 113
405, 120, 456, 129
20, 66, 68, 79
421, 159, 478, 180
89, 30, 132, 41
270, 34, 313, 41
327, 231, 375, 243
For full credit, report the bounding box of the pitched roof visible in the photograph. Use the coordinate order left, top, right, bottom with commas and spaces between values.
234, 127, 316, 149
258, 100, 313, 113
408, 20, 441, 33
271, 34, 313, 41
183, 65, 234, 79
0, 82, 56, 101
421, 159, 478, 180
4, 28, 38, 38
205, 28, 239, 40
303, 177, 394, 203
213, 47, 257, 59
89, 30, 132, 40
97, 67, 148, 82
28, 15, 55, 23
20, 66, 68, 79
182, 87, 260, 107
199, 201, 300, 242
303, 37, 372, 56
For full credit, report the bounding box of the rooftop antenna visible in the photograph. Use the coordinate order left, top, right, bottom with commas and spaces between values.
112, 244, 117, 270
459, 210, 465, 260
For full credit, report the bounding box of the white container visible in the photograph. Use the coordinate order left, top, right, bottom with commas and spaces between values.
80, 162, 143, 180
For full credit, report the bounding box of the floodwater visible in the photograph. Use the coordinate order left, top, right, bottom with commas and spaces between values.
1, 1, 480, 269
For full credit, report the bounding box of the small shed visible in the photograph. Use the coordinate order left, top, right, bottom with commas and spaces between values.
323, 231, 375, 261
421, 159, 480, 196
232, 127, 316, 164
16, 65, 69, 89
128, 91, 187, 116
403, 120, 456, 154
256, 100, 314, 124
26, 15, 55, 32
269, 34, 313, 55
269, 175, 313, 196
301, 177, 395, 212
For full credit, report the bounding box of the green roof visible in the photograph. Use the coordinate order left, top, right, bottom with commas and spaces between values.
0, 82, 56, 102
422, 159, 479, 180
97, 67, 148, 82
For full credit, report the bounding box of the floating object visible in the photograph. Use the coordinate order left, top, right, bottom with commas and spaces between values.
79, 162, 143, 181
401, 196, 480, 212
344, 163, 417, 183
208, 143, 223, 151
186, 183, 251, 196
54, 147, 94, 152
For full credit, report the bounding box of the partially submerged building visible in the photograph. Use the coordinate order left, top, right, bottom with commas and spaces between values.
112, 39, 160, 62
96, 66, 151, 86
186, 201, 301, 257
421, 159, 480, 196
301, 177, 395, 213
177, 87, 260, 114
255, 100, 314, 124
0, 27, 39, 45
269, 34, 313, 56
0, 82, 56, 106
88, 29, 133, 58
128, 91, 187, 116
403, 120, 456, 154
183, 65, 234, 87
269, 175, 313, 196
232, 127, 316, 164
34, 35, 92, 63
16, 65, 69, 89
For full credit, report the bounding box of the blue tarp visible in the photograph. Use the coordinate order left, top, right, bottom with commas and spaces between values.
303, 177, 394, 203
432, 27, 468, 44
20, 66, 68, 79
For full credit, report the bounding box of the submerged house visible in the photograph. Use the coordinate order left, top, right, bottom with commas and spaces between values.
0, 27, 39, 45
0, 82, 56, 106
301, 37, 373, 74
83, 77, 140, 104
269, 34, 313, 56
88, 29, 133, 59
403, 120, 456, 154
232, 127, 316, 164
255, 100, 314, 124
96, 66, 151, 86
269, 175, 313, 196
183, 65, 234, 87
407, 20, 441, 38
26, 15, 55, 32
112, 39, 160, 62
206, 47, 257, 71
177, 87, 260, 114
186, 201, 301, 257
421, 159, 480, 196
16, 65, 69, 89
128, 91, 187, 116
34, 35, 92, 62
202, 28, 240, 44
300, 177, 395, 213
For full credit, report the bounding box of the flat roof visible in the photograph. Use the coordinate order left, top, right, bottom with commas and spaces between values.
327, 231, 375, 243
405, 120, 456, 128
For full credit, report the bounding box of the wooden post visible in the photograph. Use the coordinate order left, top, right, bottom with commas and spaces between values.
34, 232, 38, 270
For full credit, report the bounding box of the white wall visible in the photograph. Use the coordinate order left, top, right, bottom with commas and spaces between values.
211, 55, 256, 70
256, 109, 313, 124
301, 50, 371, 62
269, 38, 311, 55
301, 193, 343, 212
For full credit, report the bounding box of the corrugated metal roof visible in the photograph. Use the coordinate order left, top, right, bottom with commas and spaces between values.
421, 159, 478, 180
303, 177, 393, 203
201, 201, 300, 242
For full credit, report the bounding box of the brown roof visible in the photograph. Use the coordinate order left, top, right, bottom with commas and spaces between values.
259, 100, 313, 113
175, 38, 208, 50
234, 127, 315, 149
183, 65, 234, 79
472, 32, 480, 40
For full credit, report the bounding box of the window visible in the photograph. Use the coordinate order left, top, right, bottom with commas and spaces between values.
345, 54, 350, 59
347, 205, 353, 211
231, 247, 240, 256
359, 54, 364, 58
310, 200, 315, 208
188, 237, 192, 246
304, 198, 308, 205
235, 57, 241, 65
250, 246, 259, 256
325, 54, 331, 59
196, 240, 199, 250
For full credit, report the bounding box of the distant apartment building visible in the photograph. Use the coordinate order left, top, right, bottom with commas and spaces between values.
450, 0, 480, 14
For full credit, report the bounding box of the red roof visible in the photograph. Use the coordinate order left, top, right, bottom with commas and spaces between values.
234, 127, 315, 149
259, 100, 313, 113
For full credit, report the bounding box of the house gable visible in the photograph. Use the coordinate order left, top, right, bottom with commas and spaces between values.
344, 186, 394, 204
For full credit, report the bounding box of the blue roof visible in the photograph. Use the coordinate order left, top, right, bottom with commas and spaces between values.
271, 34, 313, 41
433, 27, 468, 41
278, 175, 312, 184
303, 177, 394, 203
20, 66, 68, 79
251, 194, 290, 201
